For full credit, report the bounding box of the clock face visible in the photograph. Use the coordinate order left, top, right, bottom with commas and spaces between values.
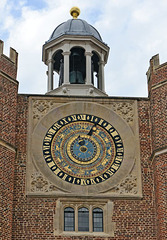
43, 114, 124, 186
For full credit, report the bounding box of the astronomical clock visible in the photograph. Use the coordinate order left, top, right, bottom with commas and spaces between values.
43, 113, 124, 186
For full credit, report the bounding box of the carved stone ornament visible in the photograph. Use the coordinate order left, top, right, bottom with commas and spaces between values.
111, 102, 134, 123
31, 172, 58, 192
110, 174, 138, 194
33, 100, 52, 120
32, 99, 134, 124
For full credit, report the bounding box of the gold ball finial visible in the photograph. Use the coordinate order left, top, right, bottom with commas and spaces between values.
70, 7, 80, 19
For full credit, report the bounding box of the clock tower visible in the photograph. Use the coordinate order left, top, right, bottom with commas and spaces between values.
26, 7, 142, 237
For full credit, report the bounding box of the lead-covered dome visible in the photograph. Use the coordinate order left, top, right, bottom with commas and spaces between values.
48, 19, 103, 42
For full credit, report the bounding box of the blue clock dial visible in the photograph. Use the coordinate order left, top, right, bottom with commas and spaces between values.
70, 136, 97, 162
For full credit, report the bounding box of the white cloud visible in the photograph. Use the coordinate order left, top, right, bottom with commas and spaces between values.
1, 0, 167, 96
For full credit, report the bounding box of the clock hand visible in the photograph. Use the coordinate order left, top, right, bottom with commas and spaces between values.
87, 124, 97, 136
78, 124, 97, 146
78, 135, 85, 146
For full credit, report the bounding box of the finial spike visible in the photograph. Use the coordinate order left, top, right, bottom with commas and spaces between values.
70, 7, 80, 19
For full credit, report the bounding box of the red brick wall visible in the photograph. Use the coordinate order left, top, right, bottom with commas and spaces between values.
0, 50, 18, 240
0, 75, 18, 145
0, 146, 16, 240
148, 57, 167, 95
153, 153, 167, 240
149, 84, 166, 151
148, 58, 167, 240
0, 54, 17, 80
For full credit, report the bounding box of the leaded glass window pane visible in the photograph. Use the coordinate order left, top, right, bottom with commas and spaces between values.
93, 208, 103, 232
78, 207, 89, 231
64, 207, 75, 231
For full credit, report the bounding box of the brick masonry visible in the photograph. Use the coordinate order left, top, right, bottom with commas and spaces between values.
0, 43, 166, 240
0, 42, 18, 240
148, 55, 167, 240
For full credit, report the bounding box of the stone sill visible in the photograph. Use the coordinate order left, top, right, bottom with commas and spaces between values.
55, 231, 113, 237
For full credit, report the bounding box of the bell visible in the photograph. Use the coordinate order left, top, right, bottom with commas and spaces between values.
70, 48, 86, 84
71, 52, 80, 58
70, 71, 84, 84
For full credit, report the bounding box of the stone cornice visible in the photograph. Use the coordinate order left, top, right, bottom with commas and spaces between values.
150, 79, 167, 90
0, 71, 18, 85
150, 147, 167, 164
0, 138, 16, 153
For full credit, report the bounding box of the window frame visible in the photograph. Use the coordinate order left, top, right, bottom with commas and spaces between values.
78, 207, 89, 232
54, 199, 115, 237
93, 207, 103, 232
64, 207, 75, 231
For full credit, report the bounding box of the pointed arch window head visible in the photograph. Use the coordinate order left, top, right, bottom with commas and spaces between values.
78, 207, 89, 232
64, 207, 75, 231
93, 208, 103, 232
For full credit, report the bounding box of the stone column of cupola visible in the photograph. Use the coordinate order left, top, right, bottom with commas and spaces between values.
62, 51, 70, 84
47, 59, 54, 92
85, 51, 93, 85
98, 59, 105, 92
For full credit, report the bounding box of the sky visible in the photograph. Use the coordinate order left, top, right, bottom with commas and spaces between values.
0, 0, 167, 97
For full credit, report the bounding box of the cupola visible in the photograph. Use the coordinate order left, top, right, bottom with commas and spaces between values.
42, 7, 110, 96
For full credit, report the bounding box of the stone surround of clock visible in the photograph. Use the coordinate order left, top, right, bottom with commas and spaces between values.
26, 98, 142, 199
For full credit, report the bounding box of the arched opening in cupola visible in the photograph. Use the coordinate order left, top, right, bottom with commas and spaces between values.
69, 47, 86, 84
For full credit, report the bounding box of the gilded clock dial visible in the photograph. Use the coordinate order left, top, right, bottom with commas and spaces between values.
43, 114, 124, 186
